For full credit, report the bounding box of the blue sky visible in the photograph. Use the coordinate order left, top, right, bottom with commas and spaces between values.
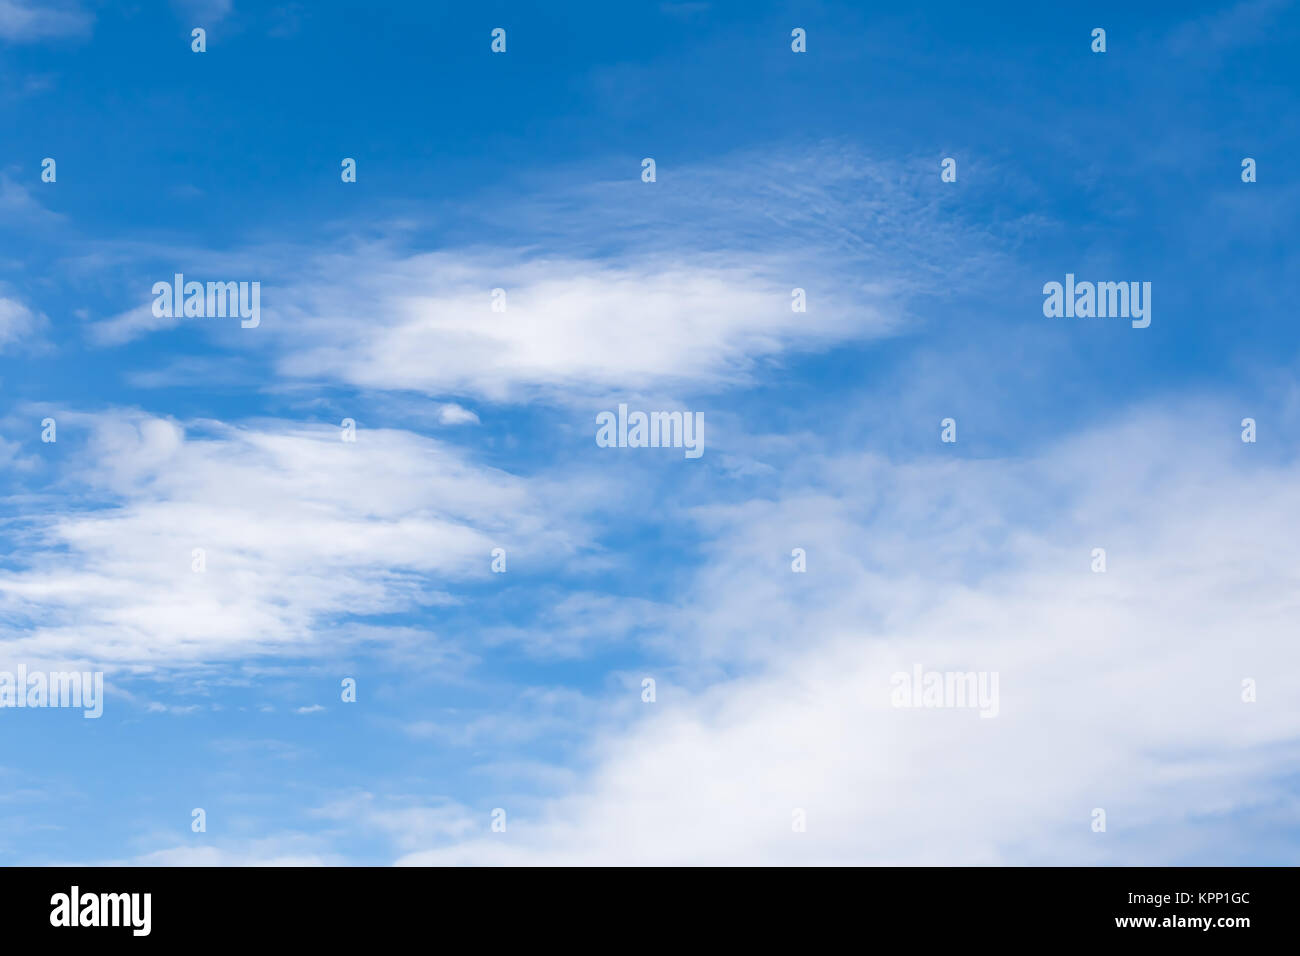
0, 0, 1297, 865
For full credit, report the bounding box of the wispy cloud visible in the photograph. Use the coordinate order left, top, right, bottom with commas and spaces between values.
89, 302, 181, 347
1166, 0, 1293, 56
169, 0, 233, 26
0, 410, 590, 668
0, 0, 91, 42
78, 147, 1006, 403
389, 401, 1300, 865
0, 294, 47, 351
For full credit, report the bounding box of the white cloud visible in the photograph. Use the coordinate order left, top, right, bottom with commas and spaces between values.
273, 251, 896, 403
80, 147, 1000, 402
0, 174, 63, 226
436, 403, 480, 426
0, 296, 45, 350
90, 302, 180, 347
310, 792, 480, 853
115, 839, 339, 867
390, 403, 1300, 864
0, 410, 589, 669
